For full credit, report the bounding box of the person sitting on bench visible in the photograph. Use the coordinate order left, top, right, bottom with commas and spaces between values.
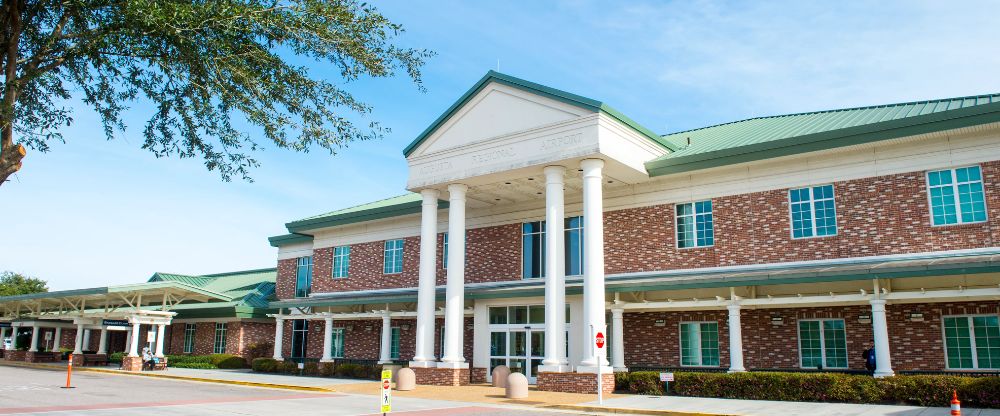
141, 347, 154, 371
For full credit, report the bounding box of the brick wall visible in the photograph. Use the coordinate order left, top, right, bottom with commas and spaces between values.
166, 321, 274, 358
276, 258, 297, 299
279, 316, 475, 362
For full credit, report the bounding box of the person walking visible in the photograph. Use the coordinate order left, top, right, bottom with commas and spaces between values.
862, 344, 876, 375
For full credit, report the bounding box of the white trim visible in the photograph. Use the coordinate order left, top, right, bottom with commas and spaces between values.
332, 245, 350, 279
674, 200, 715, 249
383, 239, 405, 275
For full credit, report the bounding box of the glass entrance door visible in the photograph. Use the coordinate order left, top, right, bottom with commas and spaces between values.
495, 329, 545, 383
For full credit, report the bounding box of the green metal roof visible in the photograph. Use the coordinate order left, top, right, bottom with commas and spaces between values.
267, 233, 313, 247
281, 193, 449, 235
401, 70, 677, 157
148, 268, 277, 314
646, 93, 1000, 176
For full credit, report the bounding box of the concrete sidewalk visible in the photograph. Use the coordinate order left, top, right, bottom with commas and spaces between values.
556, 395, 1000, 416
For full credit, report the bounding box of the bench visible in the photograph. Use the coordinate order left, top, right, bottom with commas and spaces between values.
30, 351, 58, 362
82, 353, 109, 366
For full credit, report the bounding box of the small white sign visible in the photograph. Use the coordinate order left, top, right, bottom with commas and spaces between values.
44, 332, 53, 341
660, 372, 674, 382
147, 331, 156, 342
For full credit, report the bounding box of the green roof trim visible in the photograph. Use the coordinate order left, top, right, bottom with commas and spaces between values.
646, 94, 1000, 176
284, 193, 449, 234
268, 233, 313, 247
401, 70, 677, 157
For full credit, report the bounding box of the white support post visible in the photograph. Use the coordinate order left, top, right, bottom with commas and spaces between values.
611, 307, 627, 372
321, 317, 334, 362
28, 324, 40, 352
125, 327, 133, 354
53, 327, 62, 351
379, 310, 393, 364
412, 188, 440, 367
73, 323, 85, 354
128, 322, 141, 357
98, 329, 108, 355
0, 327, 7, 349
541, 165, 570, 373
83, 329, 92, 351
870, 299, 895, 377
440, 183, 467, 368
578, 159, 609, 373
272, 318, 284, 360
154, 324, 166, 357
727, 304, 746, 372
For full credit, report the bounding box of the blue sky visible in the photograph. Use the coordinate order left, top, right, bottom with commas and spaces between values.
3, 0, 999, 290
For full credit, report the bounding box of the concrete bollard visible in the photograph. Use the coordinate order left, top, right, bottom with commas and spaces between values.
505, 372, 528, 399
492, 365, 510, 388
396, 368, 415, 391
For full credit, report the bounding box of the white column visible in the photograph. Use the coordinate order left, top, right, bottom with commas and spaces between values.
0, 327, 7, 349
53, 327, 62, 351
578, 159, 609, 372
611, 307, 627, 371
321, 317, 334, 362
440, 183, 467, 367
98, 329, 108, 354
540, 166, 570, 373
128, 322, 141, 357
412, 188, 440, 367
870, 299, 895, 377
727, 304, 746, 372
272, 318, 284, 360
73, 324, 85, 354
379, 311, 393, 364
28, 324, 40, 352
154, 324, 166, 357
125, 327, 133, 354
82, 329, 92, 351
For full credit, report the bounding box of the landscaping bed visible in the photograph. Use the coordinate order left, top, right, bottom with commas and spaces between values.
251, 358, 383, 380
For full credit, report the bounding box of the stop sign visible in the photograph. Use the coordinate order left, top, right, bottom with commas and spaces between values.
595, 331, 605, 349
383, 379, 390, 390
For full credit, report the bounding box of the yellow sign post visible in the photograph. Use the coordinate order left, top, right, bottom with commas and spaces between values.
380, 369, 392, 414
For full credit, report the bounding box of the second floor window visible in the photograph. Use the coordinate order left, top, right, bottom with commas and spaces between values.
332, 246, 350, 278
384, 239, 404, 274
183, 323, 196, 353
295, 256, 312, 298
522, 217, 584, 279
928, 165, 987, 226
213, 322, 227, 354
789, 184, 837, 238
676, 201, 714, 248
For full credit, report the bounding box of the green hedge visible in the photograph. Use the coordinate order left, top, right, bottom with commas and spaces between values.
616, 372, 1000, 408
171, 362, 217, 369
249, 358, 381, 380
165, 354, 246, 369
109, 352, 124, 364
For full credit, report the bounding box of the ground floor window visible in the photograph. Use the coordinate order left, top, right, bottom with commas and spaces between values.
213, 323, 227, 354
798, 319, 847, 369
390, 327, 401, 360
291, 320, 308, 359
944, 315, 1000, 369
330, 328, 344, 358
680, 322, 720, 367
183, 323, 196, 353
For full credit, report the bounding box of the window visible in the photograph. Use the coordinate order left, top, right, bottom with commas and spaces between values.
928, 166, 987, 226
676, 201, 714, 248
383, 239, 404, 274
183, 323, 196, 354
943, 315, 1000, 369
291, 320, 308, 359
213, 323, 227, 354
330, 328, 344, 358
789, 185, 837, 238
332, 246, 350, 278
798, 319, 847, 369
295, 256, 313, 298
442, 233, 448, 269
522, 217, 585, 279
390, 327, 401, 359
680, 322, 719, 366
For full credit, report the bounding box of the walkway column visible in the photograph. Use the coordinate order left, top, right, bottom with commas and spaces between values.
128, 322, 141, 357
611, 307, 627, 371
412, 188, 440, 367
97, 329, 108, 354
0, 327, 7, 350
379, 310, 393, 364
870, 299, 895, 377
578, 159, 608, 372
727, 304, 746, 372
83, 329, 92, 351
73, 323, 85, 354
53, 327, 62, 350
125, 327, 133, 354
272, 317, 284, 360
154, 324, 166, 357
440, 183, 467, 367
29, 324, 40, 352
321, 317, 334, 362
541, 166, 570, 372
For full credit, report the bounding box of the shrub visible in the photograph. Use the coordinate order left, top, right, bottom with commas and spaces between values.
251, 358, 278, 373
166, 355, 212, 365
282, 361, 299, 374
209, 354, 247, 369
303, 362, 319, 376
336, 363, 360, 378
352, 365, 370, 379
319, 362, 335, 377
171, 362, 217, 369
245, 342, 273, 362
108, 352, 124, 364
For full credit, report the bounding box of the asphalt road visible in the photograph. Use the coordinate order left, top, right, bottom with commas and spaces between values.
0, 366, 580, 415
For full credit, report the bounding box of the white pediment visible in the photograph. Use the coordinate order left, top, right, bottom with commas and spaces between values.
411, 82, 592, 156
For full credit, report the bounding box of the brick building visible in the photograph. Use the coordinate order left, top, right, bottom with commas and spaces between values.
265, 71, 1000, 393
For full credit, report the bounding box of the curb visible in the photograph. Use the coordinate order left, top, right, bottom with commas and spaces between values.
546, 404, 734, 416
0, 360, 334, 393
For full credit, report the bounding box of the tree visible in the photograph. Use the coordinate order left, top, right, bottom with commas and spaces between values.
0, 270, 48, 296
0, 0, 432, 186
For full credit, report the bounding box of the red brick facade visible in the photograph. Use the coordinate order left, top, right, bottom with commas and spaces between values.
278, 316, 475, 362
537, 372, 615, 394
166, 320, 275, 359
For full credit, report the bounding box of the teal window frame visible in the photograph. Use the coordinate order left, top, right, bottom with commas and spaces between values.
442, 232, 448, 269
330, 328, 344, 358
291, 319, 308, 359
676, 200, 714, 248
943, 315, 1000, 369
927, 166, 988, 226
332, 246, 350, 278
383, 239, 405, 274
521, 217, 584, 279
183, 323, 196, 354
798, 319, 847, 369
679, 322, 720, 367
390, 327, 401, 359
213, 322, 227, 354
789, 184, 837, 239
564, 216, 584, 276
295, 256, 313, 298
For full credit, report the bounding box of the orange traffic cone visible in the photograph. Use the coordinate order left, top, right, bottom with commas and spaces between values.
950, 390, 961, 416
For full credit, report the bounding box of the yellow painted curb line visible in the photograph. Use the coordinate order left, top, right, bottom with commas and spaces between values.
547, 404, 735, 416
0, 360, 334, 393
